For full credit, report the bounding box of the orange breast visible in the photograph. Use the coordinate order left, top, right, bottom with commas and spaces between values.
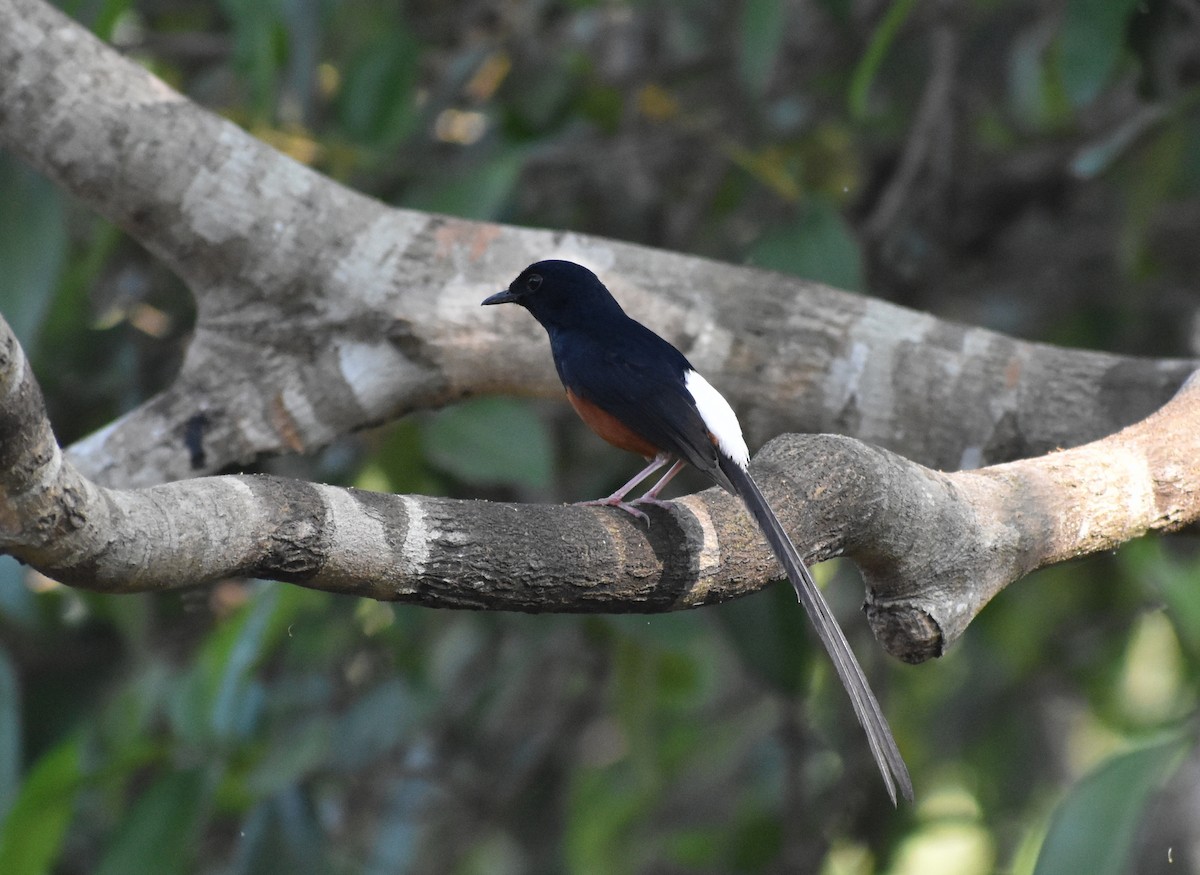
566, 389, 662, 458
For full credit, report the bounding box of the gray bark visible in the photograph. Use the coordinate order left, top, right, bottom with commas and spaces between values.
1, 0, 1192, 490
1, 0, 1198, 664
3, 315, 1197, 663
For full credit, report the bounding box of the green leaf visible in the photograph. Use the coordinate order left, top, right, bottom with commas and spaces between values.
1129, 539, 1200, 667
367, 420, 443, 495
718, 582, 813, 695
0, 648, 19, 823
328, 679, 422, 772
231, 792, 329, 875
88, 0, 134, 40
1008, 27, 1072, 131
1055, 0, 1140, 110
218, 0, 289, 118
566, 766, 652, 875
95, 769, 211, 875
0, 736, 84, 875
578, 84, 623, 134
421, 397, 553, 490
169, 587, 281, 745
1032, 734, 1188, 875
338, 31, 422, 149
1068, 105, 1168, 180
815, 0, 852, 26
0, 155, 68, 354
403, 146, 528, 221
1114, 119, 1187, 277
243, 718, 332, 798
748, 198, 864, 291
738, 0, 786, 94
848, 0, 918, 120
0, 558, 37, 628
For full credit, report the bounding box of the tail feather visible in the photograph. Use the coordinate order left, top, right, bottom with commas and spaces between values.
719, 455, 913, 804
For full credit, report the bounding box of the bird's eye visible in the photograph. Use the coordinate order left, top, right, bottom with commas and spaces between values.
526, 274, 543, 292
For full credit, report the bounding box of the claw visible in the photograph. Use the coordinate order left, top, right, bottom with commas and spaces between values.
631, 496, 674, 512
575, 497, 651, 524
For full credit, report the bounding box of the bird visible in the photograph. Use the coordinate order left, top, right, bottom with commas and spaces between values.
483, 259, 912, 804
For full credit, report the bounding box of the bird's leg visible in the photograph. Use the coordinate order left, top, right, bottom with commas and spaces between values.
576, 452, 672, 523
631, 459, 687, 511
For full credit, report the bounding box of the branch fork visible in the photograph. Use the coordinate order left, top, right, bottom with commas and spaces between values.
3, 314, 1197, 664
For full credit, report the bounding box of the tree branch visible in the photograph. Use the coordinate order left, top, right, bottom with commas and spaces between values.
3, 0, 1198, 665
1, 0, 1195, 493
4, 313, 1197, 663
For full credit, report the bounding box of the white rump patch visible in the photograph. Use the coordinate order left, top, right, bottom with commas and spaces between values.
684, 370, 749, 468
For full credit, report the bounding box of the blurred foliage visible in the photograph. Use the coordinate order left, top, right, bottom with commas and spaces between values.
1032, 732, 1188, 875
2, 0, 1200, 872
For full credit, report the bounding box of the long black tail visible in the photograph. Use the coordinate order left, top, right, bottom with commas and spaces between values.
719, 455, 913, 804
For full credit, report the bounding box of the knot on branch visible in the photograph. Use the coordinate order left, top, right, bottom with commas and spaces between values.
864, 604, 943, 664
751, 433, 1033, 664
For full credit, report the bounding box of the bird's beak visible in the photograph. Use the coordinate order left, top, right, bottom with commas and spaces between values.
482, 289, 517, 306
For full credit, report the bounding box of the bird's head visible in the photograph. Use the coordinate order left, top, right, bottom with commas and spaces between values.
483, 260, 624, 329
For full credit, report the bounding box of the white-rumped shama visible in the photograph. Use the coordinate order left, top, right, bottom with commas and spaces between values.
483, 259, 912, 803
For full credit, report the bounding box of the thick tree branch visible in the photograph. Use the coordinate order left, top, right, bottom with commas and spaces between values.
1, 0, 1195, 492
3, 314, 1197, 663
3, 0, 1198, 666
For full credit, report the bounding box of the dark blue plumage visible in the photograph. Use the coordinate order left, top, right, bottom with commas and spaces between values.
484, 259, 912, 803
554, 306, 737, 494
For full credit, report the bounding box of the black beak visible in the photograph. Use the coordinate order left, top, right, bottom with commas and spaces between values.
482, 289, 517, 306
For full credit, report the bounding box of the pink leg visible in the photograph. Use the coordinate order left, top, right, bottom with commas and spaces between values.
631, 459, 686, 511
576, 453, 672, 523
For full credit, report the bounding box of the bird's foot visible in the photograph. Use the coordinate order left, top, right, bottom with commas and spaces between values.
575, 497, 650, 524
631, 496, 675, 512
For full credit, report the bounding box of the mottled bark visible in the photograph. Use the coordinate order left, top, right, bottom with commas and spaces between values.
3, 316, 1197, 662
1, 0, 1193, 491
2, 0, 1199, 665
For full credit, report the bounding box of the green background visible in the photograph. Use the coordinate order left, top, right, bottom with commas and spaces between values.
2, 0, 1200, 872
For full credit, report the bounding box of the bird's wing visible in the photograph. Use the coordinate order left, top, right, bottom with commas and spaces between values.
556, 332, 735, 492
